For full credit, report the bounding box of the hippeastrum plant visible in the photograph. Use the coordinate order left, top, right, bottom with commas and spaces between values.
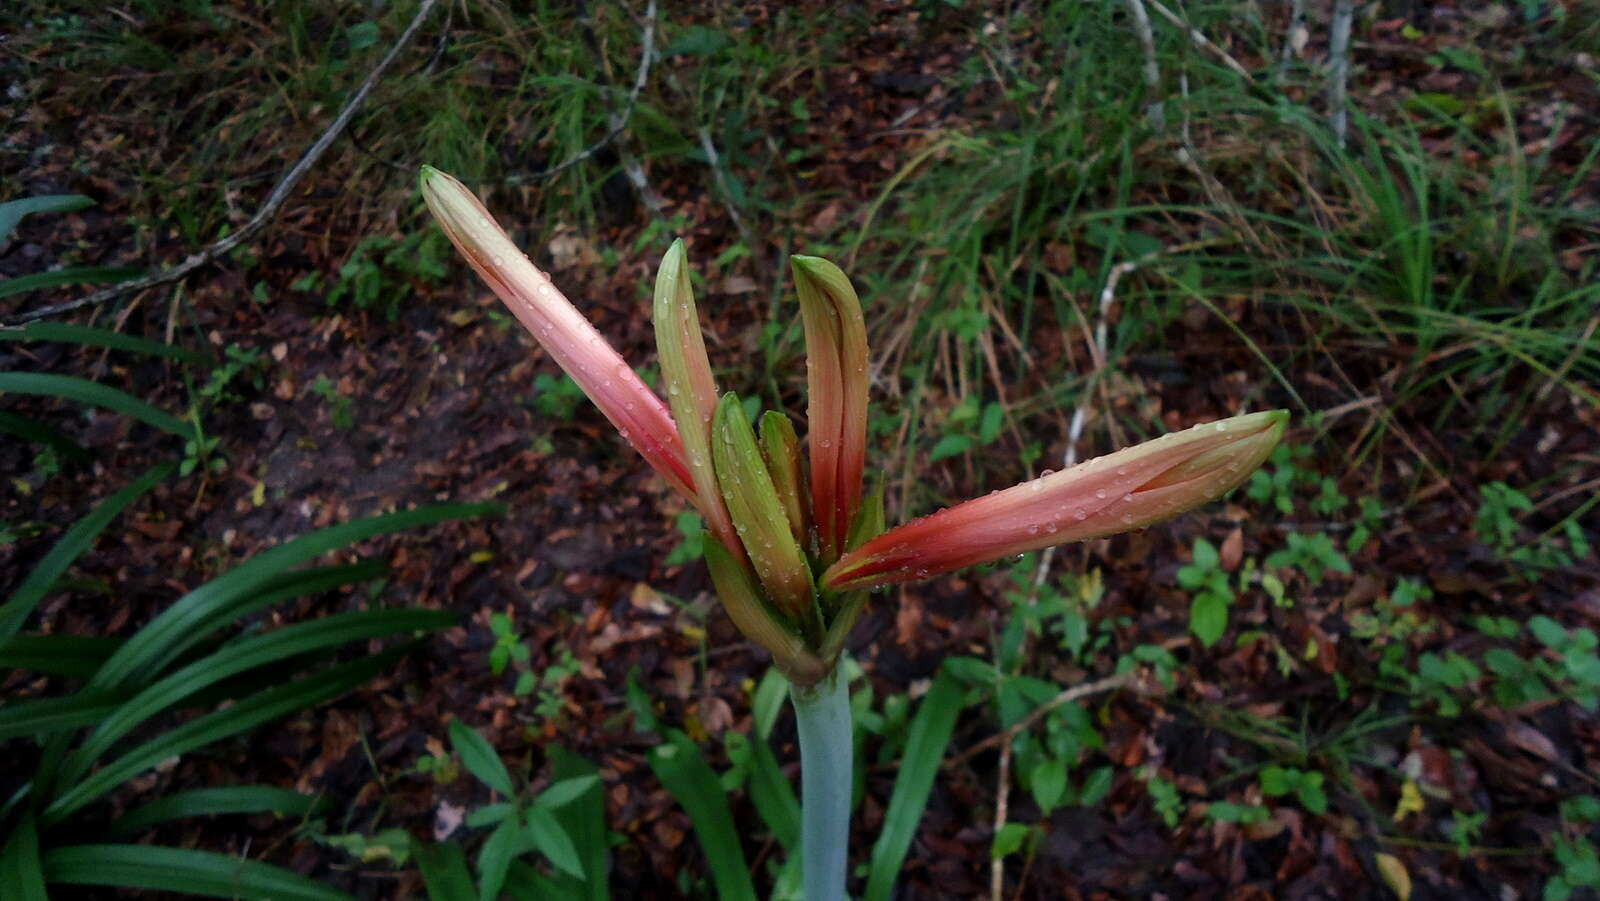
420, 166, 1287, 901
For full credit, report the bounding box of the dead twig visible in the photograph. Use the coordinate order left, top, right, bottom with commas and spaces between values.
1145, 0, 1256, 84
1328, 0, 1355, 146
950, 672, 1146, 769
6, 0, 441, 326
1122, 0, 1166, 131
1275, 0, 1309, 84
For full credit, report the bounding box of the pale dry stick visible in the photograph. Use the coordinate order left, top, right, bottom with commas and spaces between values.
990, 732, 1013, 901
1275, 0, 1310, 84
1329, 0, 1355, 146
575, 0, 663, 215
696, 127, 759, 262
1145, 0, 1257, 84
1122, 0, 1166, 131
7, 0, 440, 326
519, 0, 658, 185
952, 672, 1145, 769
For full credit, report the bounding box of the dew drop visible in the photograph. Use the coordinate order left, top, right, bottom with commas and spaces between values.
1095, 489, 1107, 499
1122, 493, 1133, 502
1073, 508, 1087, 520
1121, 514, 1134, 524
1040, 469, 1054, 478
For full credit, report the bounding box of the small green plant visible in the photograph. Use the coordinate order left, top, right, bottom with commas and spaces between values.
664, 511, 706, 566
532, 373, 586, 421
1259, 765, 1328, 815
1266, 532, 1352, 586
326, 230, 450, 319
928, 395, 1006, 462
1178, 537, 1234, 648
1144, 771, 1185, 828
310, 374, 355, 429
1246, 445, 1315, 515
1473, 482, 1593, 577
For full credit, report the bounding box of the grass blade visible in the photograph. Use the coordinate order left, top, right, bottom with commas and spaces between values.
0, 266, 144, 300
449, 719, 516, 797
416, 841, 477, 901
0, 372, 193, 439
863, 665, 967, 901
648, 730, 757, 901
42, 844, 353, 900
0, 814, 48, 901
108, 786, 327, 838
44, 650, 404, 822
0, 635, 122, 678
57, 609, 452, 790
0, 194, 94, 242
0, 321, 204, 363
89, 503, 497, 691
0, 462, 172, 637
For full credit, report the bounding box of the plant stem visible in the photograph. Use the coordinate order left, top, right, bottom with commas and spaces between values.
791, 666, 851, 901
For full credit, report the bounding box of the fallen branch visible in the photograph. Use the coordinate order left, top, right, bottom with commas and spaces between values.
6, 0, 440, 326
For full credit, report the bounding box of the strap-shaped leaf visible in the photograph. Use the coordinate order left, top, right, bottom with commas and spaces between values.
0, 813, 47, 901
108, 786, 328, 838
0, 266, 143, 300
44, 650, 404, 823
0, 321, 203, 363
42, 844, 353, 900
0, 693, 120, 742
0, 635, 122, 678
0, 194, 94, 242
0, 462, 172, 637
57, 610, 451, 790
90, 503, 496, 691
648, 730, 756, 901
862, 664, 968, 901
0, 373, 193, 439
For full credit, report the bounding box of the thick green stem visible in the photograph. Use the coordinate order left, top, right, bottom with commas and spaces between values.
791, 666, 852, 901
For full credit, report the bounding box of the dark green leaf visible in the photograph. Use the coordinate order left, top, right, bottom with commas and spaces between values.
108, 786, 327, 838
0, 462, 172, 637
448, 719, 515, 797
864, 665, 966, 901
0, 373, 192, 440
44, 650, 404, 822
415, 842, 476, 901
0, 635, 122, 678
0, 693, 120, 742
526, 805, 584, 879
0, 814, 48, 901
549, 746, 607, 901
649, 731, 756, 901
57, 609, 451, 790
0, 322, 203, 362
91, 504, 496, 692
43, 844, 353, 900
0, 266, 143, 300
0, 194, 94, 242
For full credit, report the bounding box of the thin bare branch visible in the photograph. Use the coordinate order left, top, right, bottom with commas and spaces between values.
1329, 0, 1355, 146
7, 0, 441, 326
